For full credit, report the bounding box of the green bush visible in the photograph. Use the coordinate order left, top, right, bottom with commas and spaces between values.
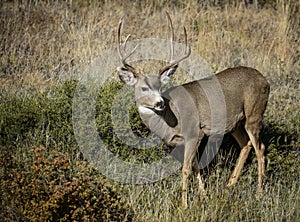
0, 80, 78, 153
0, 146, 132, 221
0, 79, 168, 162
0, 95, 42, 145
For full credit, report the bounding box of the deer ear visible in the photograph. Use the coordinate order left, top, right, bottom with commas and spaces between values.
160, 65, 178, 85
117, 67, 137, 86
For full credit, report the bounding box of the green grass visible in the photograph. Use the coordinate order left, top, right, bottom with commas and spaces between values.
0, 0, 299, 221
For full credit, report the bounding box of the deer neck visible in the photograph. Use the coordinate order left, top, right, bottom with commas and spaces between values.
138, 97, 178, 131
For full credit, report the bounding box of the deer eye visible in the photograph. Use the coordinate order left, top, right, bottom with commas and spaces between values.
141, 87, 149, 92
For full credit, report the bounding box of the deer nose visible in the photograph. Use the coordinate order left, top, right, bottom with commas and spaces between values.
154, 100, 165, 110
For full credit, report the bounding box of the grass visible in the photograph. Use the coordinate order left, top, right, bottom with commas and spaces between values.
124, 173, 299, 221
0, 0, 299, 221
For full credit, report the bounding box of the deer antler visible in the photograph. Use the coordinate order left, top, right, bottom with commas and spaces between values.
117, 17, 140, 76
158, 12, 191, 76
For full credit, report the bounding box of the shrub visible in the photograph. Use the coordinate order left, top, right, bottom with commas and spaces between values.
0, 80, 78, 153
0, 95, 42, 145
0, 146, 133, 221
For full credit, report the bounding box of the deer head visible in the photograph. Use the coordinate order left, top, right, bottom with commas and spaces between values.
116, 12, 191, 114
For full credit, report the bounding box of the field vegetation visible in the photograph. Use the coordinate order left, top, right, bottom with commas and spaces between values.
0, 0, 299, 221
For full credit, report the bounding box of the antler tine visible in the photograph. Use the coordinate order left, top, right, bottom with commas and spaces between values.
123, 34, 131, 52
183, 27, 189, 54
122, 35, 139, 63
165, 12, 174, 63
117, 17, 139, 75
117, 17, 125, 61
158, 13, 191, 76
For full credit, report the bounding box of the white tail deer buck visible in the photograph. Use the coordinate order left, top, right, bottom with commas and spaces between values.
116, 13, 270, 207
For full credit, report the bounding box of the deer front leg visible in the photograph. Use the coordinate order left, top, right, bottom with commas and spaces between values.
182, 163, 190, 208
193, 159, 206, 196
182, 134, 204, 208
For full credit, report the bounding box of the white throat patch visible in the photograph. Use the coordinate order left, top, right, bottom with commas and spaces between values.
138, 106, 154, 115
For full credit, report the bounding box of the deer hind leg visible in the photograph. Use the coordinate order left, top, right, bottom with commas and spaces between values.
182, 133, 204, 208
243, 87, 268, 191
245, 119, 265, 191
228, 125, 252, 187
